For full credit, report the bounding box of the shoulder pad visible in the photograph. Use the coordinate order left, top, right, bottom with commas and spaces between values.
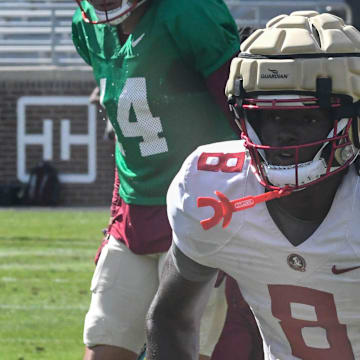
167, 140, 250, 261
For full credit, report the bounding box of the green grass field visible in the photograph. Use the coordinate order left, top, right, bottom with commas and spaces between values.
0, 208, 109, 360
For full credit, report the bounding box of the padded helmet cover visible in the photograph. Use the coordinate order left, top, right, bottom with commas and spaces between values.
226, 11, 360, 99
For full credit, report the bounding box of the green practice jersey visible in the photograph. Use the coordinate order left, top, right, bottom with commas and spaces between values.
72, 0, 239, 205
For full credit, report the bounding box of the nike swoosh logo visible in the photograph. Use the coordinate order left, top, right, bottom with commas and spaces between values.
132, 33, 145, 47
332, 265, 360, 274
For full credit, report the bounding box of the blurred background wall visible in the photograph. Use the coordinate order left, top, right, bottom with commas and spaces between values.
0, 0, 114, 206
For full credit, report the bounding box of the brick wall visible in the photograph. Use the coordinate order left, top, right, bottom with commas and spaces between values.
0, 66, 115, 206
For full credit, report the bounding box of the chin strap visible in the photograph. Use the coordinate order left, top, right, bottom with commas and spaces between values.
197, 188, 292, 230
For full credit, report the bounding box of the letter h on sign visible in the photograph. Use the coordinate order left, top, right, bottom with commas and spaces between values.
17, 96, 97, 183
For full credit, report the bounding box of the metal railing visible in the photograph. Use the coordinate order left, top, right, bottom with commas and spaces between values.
224, 0, 353, 29
0, 1, 82, 66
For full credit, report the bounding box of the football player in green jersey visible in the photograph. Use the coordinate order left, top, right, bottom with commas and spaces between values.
72, 1, 252, 359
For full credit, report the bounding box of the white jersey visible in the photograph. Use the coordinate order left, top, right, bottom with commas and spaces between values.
167, 139, 360, 360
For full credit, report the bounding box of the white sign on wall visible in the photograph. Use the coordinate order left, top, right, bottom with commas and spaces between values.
17, 96, 97, 183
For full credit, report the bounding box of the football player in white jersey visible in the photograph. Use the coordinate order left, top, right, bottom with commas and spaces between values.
145, 10, 360, 360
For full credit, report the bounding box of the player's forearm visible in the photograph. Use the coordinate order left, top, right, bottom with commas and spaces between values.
146, 312, 199, 360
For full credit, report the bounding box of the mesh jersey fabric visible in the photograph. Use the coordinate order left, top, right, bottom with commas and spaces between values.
72, 0, 240, 205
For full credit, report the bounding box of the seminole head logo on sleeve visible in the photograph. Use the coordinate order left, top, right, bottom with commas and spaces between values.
198, 10, 360, 230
